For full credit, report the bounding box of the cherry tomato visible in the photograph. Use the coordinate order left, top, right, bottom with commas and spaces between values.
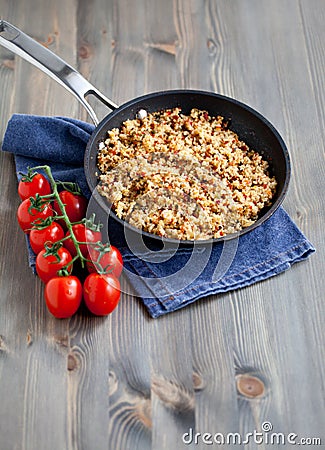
83, 273, 120, 316
64, 224, 102, 258
87, 245, 123, 277
36, 247, 73, 283
17, 198, 53, 234
18, 173, 51, 201
29, 221, 65, 254
53, 190, 88, 225
45, 276, 82, 318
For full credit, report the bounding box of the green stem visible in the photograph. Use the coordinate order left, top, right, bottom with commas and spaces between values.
54, 180, 81, 195
39, 192, 56, 200
32, 165, 87, 269
57, 235, 72, 243
64, 255, 80, 269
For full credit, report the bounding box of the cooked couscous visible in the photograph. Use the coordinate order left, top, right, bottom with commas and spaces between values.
97, 108, 277, 240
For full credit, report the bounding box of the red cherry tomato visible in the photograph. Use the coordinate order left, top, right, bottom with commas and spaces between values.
83, 273, 120, 316
45, 276, 82, 318
18, 173, 51, 201
87, 245, 123, 277
64, 223, 102, 258
17, 198, 53, 234
29, 221, 65, 254
36, 247, 73, 283
53, 191, 88, 225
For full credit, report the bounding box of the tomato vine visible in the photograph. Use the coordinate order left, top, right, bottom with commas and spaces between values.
22, 165, 118, 275
17, 165, 123, 318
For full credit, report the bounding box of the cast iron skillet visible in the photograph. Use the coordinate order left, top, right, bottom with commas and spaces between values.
0, 20, 291, 246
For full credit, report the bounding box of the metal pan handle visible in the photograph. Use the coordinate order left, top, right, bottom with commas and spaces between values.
0, 20, 118, 125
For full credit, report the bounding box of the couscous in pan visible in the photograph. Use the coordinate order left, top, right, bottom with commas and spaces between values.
0, 20, 290, 246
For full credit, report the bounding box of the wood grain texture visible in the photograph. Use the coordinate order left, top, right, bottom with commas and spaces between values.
0, 0, 324, 449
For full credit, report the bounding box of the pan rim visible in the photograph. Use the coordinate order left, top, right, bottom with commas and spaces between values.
84, 89, 291, 246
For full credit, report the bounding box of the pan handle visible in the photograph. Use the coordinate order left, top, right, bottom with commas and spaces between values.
0, 20, 118, 125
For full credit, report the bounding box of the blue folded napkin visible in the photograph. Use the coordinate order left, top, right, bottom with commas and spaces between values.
1, 114, 315, 318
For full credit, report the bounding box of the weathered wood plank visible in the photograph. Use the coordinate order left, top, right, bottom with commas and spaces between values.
76, 0, 116, 123
0, 1, 17, 139
206, 0, 325, 443
190, 297, 240, 441
149, 312, 194, 449
171, 1, 241, 443
0, 1, 79, 450
13, 1, 79, 119
106, 298, 153, 450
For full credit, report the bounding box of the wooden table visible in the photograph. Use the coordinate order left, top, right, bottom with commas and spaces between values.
0, 1, 324, 449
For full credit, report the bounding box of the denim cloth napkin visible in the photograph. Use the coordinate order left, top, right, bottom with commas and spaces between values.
2, 114, 315, 318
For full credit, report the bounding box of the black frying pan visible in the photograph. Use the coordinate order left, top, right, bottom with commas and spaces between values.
0, 20, 290, 246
